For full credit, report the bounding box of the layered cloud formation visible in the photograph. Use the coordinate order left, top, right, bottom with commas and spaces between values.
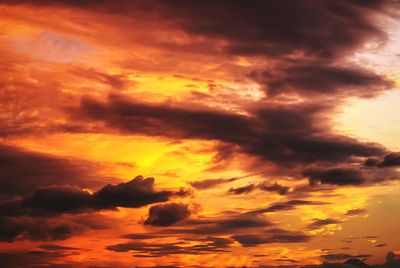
0, 0, 399, 267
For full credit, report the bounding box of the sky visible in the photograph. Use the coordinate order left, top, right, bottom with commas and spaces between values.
0, 1, 400, 267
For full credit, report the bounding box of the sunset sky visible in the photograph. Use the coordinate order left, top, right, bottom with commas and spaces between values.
0, 1, 400, 267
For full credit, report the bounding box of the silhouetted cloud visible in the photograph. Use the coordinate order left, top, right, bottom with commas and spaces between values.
189, 177, 238, 190
0, 176, 188, 218
233, 229, 310, 247
365, 153, 400, 168
247, 199, 328, 215
0, 176, 189, 242
0, 216, 83, 242
345, 209, 366, 216
259, 182, 290, 195
150, 0, 390, 59
254, 62, 393, 98
228, 181, 290, 196
308, 219, 340, 230
0, 250, 72, 268
72, 94, 400, 189
0, 144, 102, 201
38, 244, 80, 251
93, 176, 180, 208
144, 203, 191, 227
106, 236, 233, 256
228, 184, 256, 195
378, 153, 400, 167
304, 167, 367, 186
321, 253, 372, 261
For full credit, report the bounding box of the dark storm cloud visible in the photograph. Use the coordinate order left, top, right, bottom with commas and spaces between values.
0, 176, 187, 217
308, 219, 340, 230
144, 203, 191, 227
0, 144, 101, 201
188, 177, 239, 190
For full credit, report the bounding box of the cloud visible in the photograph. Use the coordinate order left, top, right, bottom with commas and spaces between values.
246, 199, 328, 215
0, 176, 188, 218
304, 167, 367, 186
72, 94, 399, 189
149, 0, 390, 59
254, 62, 393, 98
228, 184, 256, 195
0, 250, 72, 268
157, 215, 272, 235
0, 176, 189, 242
321, 253, 372, 261
189, 177, 239, 190
378, 153, 400, 167
233, 229, 310, 247
0, 144, 102, 201
345, 209, 366, 216
93, 176, 179, 208
365, 153, 400, 168
228, 181, 290, 196
258, 182, 290, 195
144, 203, 191, 227
38, 244, 80, 251
0, 216, 84, 242
106, 236, 233, 256
308, 219, 340, 230
21, 185, 94, 215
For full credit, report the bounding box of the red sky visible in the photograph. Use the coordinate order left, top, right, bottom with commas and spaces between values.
0, 1, 400, 267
